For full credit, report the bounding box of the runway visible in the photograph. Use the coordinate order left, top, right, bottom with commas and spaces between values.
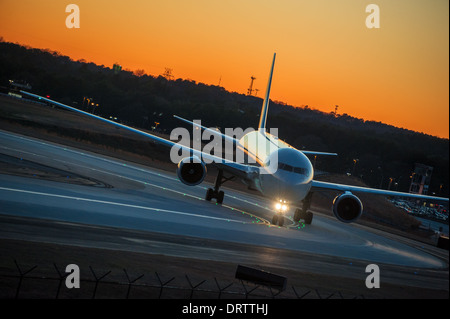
0, 129, 448, 293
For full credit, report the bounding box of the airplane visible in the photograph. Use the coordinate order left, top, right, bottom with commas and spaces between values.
20, 53, 449, 227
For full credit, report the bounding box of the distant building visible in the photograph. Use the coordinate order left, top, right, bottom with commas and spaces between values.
8, 80, 32, 97
113, 63, 122, 74
8, 80, 32, 91
409, 163, 433, 195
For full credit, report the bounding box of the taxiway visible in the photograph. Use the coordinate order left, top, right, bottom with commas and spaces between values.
0, 129, 448, 293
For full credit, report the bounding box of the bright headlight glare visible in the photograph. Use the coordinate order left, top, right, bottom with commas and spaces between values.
275, 203, 282, 210
281, 204, 287, 211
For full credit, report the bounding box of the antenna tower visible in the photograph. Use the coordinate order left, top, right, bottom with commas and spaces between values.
247, 76, 256, 95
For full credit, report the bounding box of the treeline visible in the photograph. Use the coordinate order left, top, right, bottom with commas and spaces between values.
0, 41, 448, 196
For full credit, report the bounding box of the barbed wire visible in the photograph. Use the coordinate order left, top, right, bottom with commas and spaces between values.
0, 260, 370, 299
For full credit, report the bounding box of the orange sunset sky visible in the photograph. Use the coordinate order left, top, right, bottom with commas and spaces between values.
0, 0, 448, 138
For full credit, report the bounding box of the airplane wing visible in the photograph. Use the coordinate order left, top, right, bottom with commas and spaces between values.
302, 151, 338, 156
173, 115, 239, 146
311, 180, 449, 203
173, 115, 262, 164
20, 91, 258, 182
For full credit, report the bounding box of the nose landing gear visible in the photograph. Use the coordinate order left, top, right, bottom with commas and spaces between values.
271, 199, 288, 227
271, 213, 285, 227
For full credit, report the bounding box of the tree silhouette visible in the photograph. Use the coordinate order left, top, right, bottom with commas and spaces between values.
0, 41, 448, 196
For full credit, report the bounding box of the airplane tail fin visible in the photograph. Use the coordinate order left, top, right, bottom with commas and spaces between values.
258, 53, 276, 132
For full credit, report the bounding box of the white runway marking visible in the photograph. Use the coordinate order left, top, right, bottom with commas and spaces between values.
0, 186, 246, 224
0, 130, 272, 224
1, 129, 448, 273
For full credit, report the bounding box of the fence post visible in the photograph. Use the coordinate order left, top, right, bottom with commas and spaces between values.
53, 263, 69, 299
214, 277, 233, 299
14, 260, 37, 299
268, 285, 282, 299
292, 286, 311, 299
239, 280, 259, 299
123, 269, 144, 299
185, 275, 206, 299
155, 272, 175, 299
89, 266, 111, 299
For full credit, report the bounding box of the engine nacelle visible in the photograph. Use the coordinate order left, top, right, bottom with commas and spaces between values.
177, 157, 207, 186
332, 192, 363, 223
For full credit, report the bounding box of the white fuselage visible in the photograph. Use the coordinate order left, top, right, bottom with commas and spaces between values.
239, 130, 313, 205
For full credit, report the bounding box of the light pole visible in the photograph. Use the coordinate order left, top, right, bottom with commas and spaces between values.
388, 177, 394, 190
352, 159, 359, 176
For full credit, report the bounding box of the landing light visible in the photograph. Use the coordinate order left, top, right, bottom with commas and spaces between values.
275, 201, 288, 212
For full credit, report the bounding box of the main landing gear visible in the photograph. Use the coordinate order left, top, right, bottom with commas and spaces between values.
205, 169, 234, 204
293, 192, 314, 225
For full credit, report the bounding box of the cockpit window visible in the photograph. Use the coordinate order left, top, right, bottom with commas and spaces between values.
293, 167, 307, 175
278, 162, 308, 175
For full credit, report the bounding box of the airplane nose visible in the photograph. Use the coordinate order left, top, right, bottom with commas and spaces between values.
260, 147, 314, 200
272, 161, 311, 186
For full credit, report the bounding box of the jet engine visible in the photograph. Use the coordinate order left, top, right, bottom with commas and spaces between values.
332, 192, 363, 223
177, 157, 207, 186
